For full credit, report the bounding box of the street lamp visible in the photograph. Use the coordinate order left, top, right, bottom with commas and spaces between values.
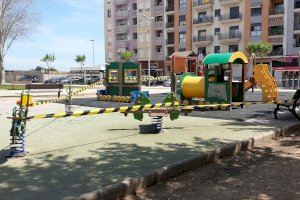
141, 15, 155, 87
91, 39, 95, 68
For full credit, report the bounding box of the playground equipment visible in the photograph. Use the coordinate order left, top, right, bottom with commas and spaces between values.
174, 52, 279, 105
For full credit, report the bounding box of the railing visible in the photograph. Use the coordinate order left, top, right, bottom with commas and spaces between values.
155, 5, 163, 13
269, 28, 284, 36
166, 39, 175, 45
115, 0, 127, 5
115, 11, 128, 18
269, 7, 284, 15
269, 48, 284, 56
294, 43, 300, 47
294, 24, 300, 31
155, 21, 163, 29
166, 6, 174, 12
219, 13, 242, 21
218, 32, 241, 40
132, 10, 137, 16
193, 16, 213, 24
132, 25, 137, 32
116, 25, 128, 33
251, 0, 262, 7
166, 22, 174, 28
193, 35, 213, 42
193, 0, 213, 7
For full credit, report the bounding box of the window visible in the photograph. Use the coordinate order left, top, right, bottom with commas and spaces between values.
156, 30, 163, 37
179, 15, 186, 26
215, 9, 221, 17
146, 33, 150, 42
251, 23, 261, 37
214, 46, 220, 53
133, 33, 137, 40
198, 47, 206, 56
229, 26, 239, 37
251, 8, 262, 16
139, 34, 144, 42
214, 28, 220, 36
229, 6, 240, 19
132, 3, 137, 10
107, 10, 111, 17
198, 30, 206, 39
179, 32, 186, 43
133, 49, 138, 54
229, 45, 238, 52
132, 18, 137, 25
144, 2, 150, 11
179, 0, 186, 9
197, 12, 206, 22
156, 46, 162, 53
108, 51, 113, 59
138, 2, 143, 12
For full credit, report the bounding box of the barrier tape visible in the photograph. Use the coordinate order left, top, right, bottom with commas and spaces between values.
13, 99, 295, 120
33, 80, 103, 106
15, 102, 179, 120
97, 94, 131, 103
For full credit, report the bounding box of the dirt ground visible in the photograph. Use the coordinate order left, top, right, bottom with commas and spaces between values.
126, 131, 300, 200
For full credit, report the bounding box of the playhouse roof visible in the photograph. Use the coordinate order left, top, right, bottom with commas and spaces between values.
169, 51, 197, 58
203, 52, 248, 65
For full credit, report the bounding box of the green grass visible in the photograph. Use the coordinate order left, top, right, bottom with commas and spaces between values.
0, 85, 25, 90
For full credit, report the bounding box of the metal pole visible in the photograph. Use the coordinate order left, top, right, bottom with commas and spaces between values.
91, 40, 95, 68
148, 19, 151, 87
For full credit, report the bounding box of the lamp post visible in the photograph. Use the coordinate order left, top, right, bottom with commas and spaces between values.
141, 15, 154, 87
91, 39, 95, 68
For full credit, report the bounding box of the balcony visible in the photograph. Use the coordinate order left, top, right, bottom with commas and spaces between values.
115, 0, 127, 5
166, 6, 174, 12
251, 0, 262, 8
166, 39, 175, 45
155, 5, 163, 14
193, 35, 213, 46
295, 24, 300, 34
193, 16, 213, 26
218, 32, 241, 44
269, 7, 284, 16
116, 40, 128, 48
269, 48, 284, 56
155, 53, 164, 60
132, 10, 137, 16
219, 0, 242, 6
268, 37, 283, 44
116, 25, 128, 33
193, 0, 213, 10
166, 22, 174, 29
132, 25, 137, 32
156, 37, 164, 45
218, 13, 242, 23
155, 21, 163, 29
115, 11, 128, 19
269, 29, 284, 36
295, 1, 300, 12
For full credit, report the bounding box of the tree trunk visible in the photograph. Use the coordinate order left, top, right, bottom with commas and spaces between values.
0, 54, 5, 84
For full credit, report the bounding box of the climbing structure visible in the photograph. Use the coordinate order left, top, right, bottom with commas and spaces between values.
253, 64, 278, 102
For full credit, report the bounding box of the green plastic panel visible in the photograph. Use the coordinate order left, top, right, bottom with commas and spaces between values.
107, 86, 120, 96
122, 87, 139, 96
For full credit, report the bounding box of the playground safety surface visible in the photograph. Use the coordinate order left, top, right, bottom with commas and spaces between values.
0, 90, 298, 200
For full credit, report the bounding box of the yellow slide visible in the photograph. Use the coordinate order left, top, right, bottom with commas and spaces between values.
253, 64, 278, 102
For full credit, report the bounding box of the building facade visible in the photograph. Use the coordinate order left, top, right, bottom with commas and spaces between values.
104, 0, 300, 79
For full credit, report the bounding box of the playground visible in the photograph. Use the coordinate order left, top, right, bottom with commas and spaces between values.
1, 52, 300, 199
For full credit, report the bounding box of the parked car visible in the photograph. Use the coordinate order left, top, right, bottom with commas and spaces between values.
163, 79, 171, 87
20, 75, 38, 83
87, 76, 100, 84
59, 77, 71, 84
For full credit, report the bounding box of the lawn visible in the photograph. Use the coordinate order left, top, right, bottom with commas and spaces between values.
0, 84, 25, 90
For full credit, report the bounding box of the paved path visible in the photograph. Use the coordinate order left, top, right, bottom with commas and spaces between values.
0, 89, 298, 200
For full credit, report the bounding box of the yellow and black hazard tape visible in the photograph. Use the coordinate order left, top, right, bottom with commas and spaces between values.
32, 80, 103, 106
141, 76, 169, 81
97, 94, 131, 103
20, 102, 179, 120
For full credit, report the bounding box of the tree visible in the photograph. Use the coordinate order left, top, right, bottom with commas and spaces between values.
41, 53, 56, 79
75, 54, 86, 83
0, 0, 38, 84
119, 50, 134, 61
246, 42, 273, 57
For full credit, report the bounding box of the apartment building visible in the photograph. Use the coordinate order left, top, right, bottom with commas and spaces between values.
192, 0, 245, 56
105, 0, 300, 79
104, 0, 166, 76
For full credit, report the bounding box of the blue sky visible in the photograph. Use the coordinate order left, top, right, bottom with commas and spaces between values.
5, 0, 105, 71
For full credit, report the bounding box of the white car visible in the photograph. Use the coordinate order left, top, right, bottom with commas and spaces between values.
163, 79, 171, 87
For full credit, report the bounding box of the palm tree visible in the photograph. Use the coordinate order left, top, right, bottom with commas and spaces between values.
75, 54, 86, 83
41, 53, 56, 79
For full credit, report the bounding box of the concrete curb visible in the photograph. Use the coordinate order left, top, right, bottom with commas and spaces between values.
79, 122, 300, 200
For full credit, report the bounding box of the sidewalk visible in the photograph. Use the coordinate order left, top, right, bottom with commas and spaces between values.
0, 100, 298, 200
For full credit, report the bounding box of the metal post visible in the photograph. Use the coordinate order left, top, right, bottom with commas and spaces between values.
91, 39, 95, 68
148, 20, 151, 87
